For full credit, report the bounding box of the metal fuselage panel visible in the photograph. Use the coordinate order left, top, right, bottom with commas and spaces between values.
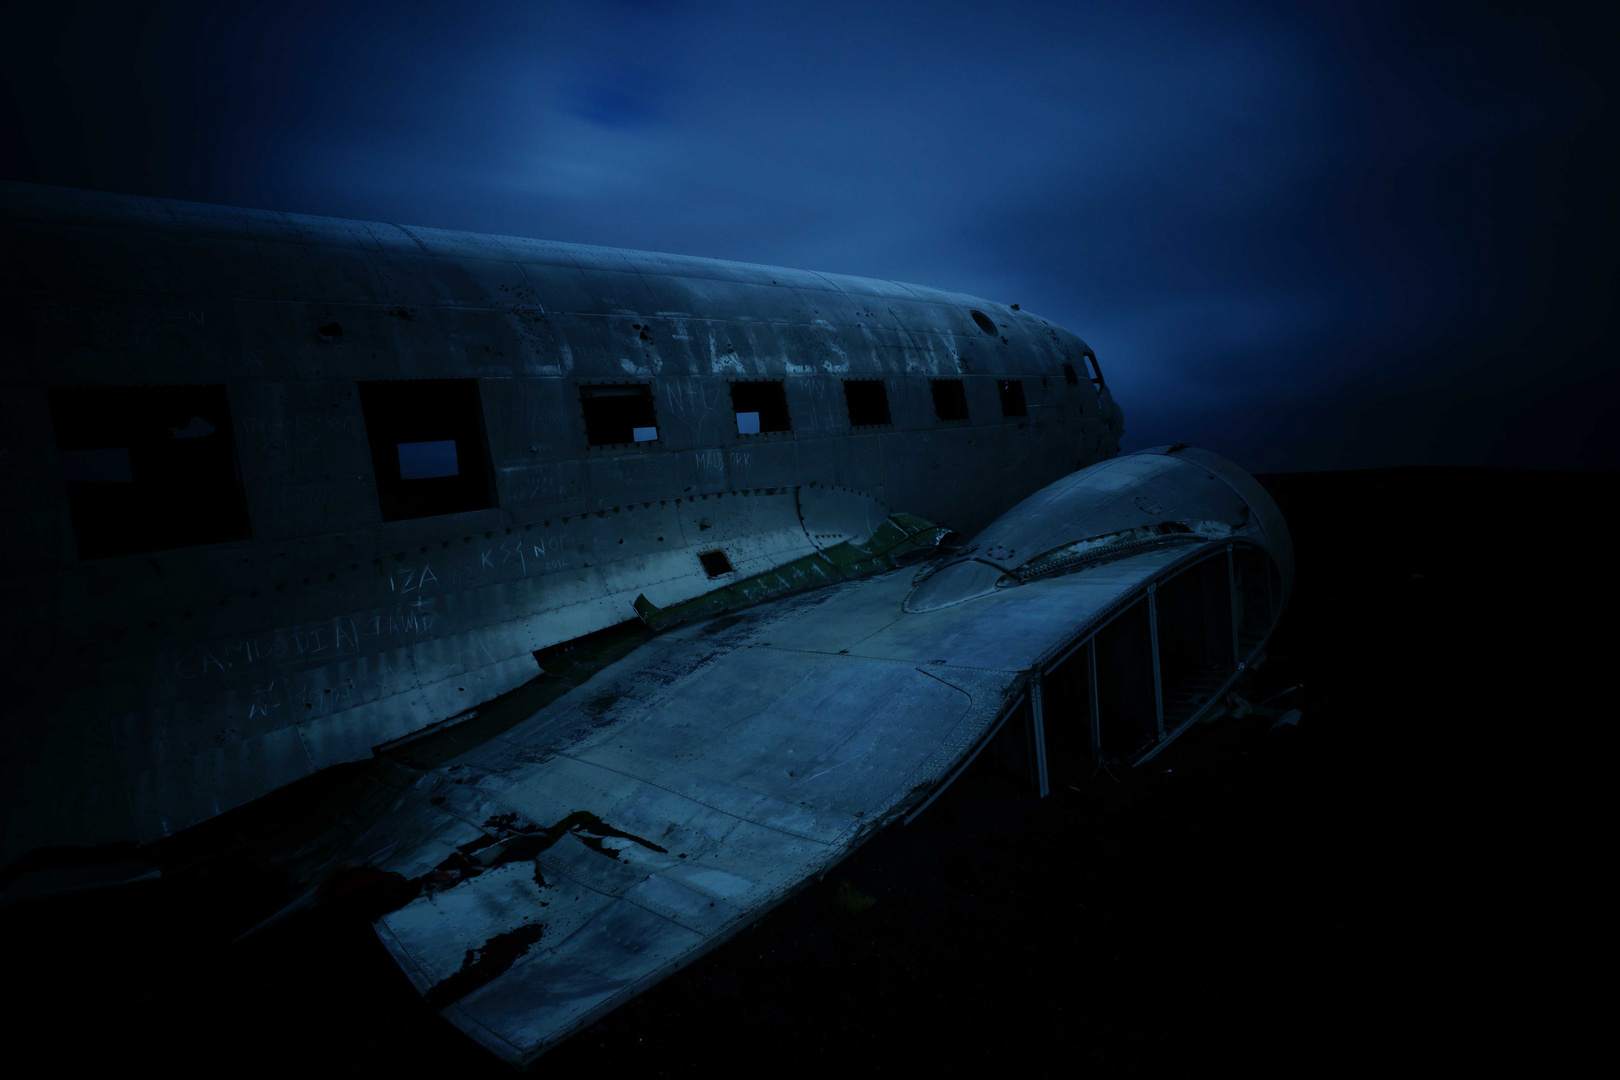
0, 182, 1121, 865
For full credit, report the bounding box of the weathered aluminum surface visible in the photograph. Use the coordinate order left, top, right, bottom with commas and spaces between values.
0, 182, 1119, 866
354, 448, 1291, 1064
906, 446, 1290, 611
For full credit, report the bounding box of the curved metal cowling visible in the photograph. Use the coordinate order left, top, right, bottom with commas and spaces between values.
907, 445, 1293, 612
353, 446, 1290, 1064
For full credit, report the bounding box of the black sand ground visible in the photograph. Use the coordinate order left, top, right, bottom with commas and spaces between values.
4, 467, 1585, 1075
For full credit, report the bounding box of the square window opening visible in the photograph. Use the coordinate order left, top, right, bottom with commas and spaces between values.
50, 385, 252, 559
843, 379, 891, 427
699, 550, 734, 577
930, 378, 970, 422
729, 380, 791, 434
358, 379, 496, 522
579, 383, 658, 447
1062, 363, 1079, 386
998, 379, 1028, 417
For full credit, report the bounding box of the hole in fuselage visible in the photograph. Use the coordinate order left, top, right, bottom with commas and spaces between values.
699, 550, 734, 577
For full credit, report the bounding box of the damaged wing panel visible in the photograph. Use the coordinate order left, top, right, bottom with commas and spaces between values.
338, 446, 1291, 1064
364, 599, 1004, 1062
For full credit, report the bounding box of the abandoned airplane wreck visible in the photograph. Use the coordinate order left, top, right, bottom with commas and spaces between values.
0, 181, 1291, 1065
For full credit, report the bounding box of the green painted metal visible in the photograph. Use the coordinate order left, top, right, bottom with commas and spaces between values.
633, 513, 952, 631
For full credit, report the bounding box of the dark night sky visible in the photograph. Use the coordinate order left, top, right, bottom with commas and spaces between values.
3, 0, 1613, 472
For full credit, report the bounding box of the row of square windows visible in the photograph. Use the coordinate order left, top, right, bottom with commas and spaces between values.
46, 369, 1095, 559
586, 376, 1034, 447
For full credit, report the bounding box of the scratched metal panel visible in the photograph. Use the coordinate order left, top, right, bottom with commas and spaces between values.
298, 242, 389, 305
479, 378, 573, 467
632, 276, 814, 328
890, 550, 1199, 670
648, 377, 727, 451
299, 653, 540, 770
233, 379, 371, 486
20, 292, 231, 385
562, 259, 662, 319
614, 249, 822, 290
543, 312, 653, 378
428, 251, 539, 309
387, 223, 528, 264
372, 507, 509, 555
494, 460, 587, 518
570, 649, 970, 825
272, 210, 390, 255
716, 437, 798, 491
579, 451, 691, 511
807, 270, 932, 303
123, 721, 312, 841
671, 488, 801, 549
500, 260, 597, 316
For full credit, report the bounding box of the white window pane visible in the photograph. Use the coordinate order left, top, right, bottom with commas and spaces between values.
398, 439, 459, 479
632, 426, 658, 442
735, 411, 761, 435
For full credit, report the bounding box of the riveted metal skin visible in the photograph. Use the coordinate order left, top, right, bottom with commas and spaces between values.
353, 447, 1289, 1065
0, 181, 1120, 866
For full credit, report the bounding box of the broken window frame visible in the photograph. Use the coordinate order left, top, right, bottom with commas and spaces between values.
728, 379, 792, 436
48, 384, 252, 559
842, 378, 892, 428
929, 378, 971, 423
357, 378, 498, 522
576, 382, 661, 449
1084, 352, 1106, 392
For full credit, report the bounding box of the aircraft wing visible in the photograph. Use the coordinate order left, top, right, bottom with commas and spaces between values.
341, 447, 1291, 1064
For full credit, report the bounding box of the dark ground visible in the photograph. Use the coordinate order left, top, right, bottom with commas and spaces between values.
3, 467, 1591, 1075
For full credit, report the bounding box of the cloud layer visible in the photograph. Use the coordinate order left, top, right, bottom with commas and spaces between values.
5, 0, 1612, 469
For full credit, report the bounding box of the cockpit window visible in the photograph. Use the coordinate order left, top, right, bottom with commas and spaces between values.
1084, 352, 1105, 390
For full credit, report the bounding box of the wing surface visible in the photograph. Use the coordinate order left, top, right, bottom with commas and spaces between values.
344, 448, 1291, 1063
